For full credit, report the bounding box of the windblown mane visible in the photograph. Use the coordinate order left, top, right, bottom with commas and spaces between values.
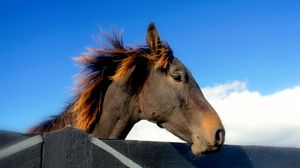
69, 33, 173, 132
28, 32, 173, 134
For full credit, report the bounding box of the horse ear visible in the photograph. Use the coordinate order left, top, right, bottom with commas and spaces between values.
147, 22, 161, 54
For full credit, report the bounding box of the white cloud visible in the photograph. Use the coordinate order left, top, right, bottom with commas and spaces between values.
126, 81, 300, 148
126, 120, 184, 143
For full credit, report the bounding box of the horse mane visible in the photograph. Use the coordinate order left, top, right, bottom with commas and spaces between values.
68, 33, 173, 132
28, 29, 174, 134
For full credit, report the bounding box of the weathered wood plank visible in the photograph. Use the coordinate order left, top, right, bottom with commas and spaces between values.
0, 131, 30, 149
42, 126, 128, 168
42, 126, 93, 168
1, 143, 43, 168
243, 145, 300, 168
0, 135, 43, 159
89, 136, 140, 168
0, 135, 43, 168
91, 142, 128, 168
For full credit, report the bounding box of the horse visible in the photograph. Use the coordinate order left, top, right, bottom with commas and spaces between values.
29, 23, 225, 155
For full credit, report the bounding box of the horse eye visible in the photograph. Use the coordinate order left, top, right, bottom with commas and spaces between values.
172, 73, 182, 82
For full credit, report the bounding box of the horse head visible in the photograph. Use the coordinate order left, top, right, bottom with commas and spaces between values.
138, 23, 225, 155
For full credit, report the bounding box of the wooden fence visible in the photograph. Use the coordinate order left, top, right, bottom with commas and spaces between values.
0, 126, 299, 168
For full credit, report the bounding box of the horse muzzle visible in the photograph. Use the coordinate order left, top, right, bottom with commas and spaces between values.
191, 128, 225, 155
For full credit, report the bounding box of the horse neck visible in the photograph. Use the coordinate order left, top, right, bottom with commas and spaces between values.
91, 81, 141, 139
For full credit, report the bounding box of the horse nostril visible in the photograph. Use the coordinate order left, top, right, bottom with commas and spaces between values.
214, 129, 225, 147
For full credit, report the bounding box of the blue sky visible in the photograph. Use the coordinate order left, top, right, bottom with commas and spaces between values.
1, 0, 300, 133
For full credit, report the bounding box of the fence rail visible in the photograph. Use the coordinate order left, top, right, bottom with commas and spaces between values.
0, 126, 299, 168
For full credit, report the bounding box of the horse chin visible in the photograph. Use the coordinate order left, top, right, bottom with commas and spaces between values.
191, 143, 208, 156
191, 134, 219, 156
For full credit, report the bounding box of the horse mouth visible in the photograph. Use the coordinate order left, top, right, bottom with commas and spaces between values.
191, 143, 222, 155
191, 135, 223, 156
